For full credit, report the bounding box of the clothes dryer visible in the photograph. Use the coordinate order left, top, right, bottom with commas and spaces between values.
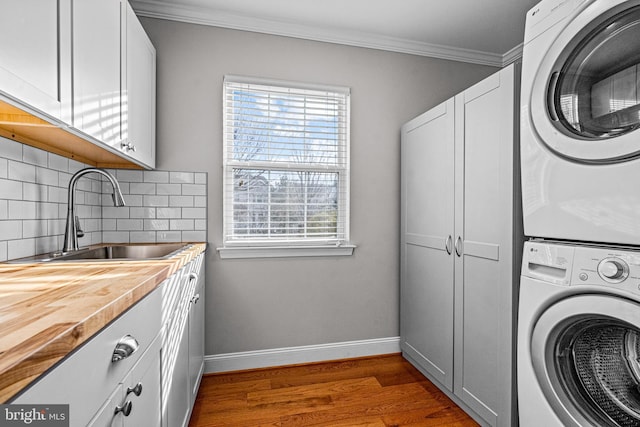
518, 240, 640, 426
521, 0, 640, 245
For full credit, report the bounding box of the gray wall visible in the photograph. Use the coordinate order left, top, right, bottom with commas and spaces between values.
140, 18, 498, 356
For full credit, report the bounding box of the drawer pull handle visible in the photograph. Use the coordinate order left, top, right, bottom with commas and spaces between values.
114, 400, 132, 417
127, 382, 143, 397
112, 335, 139, 362
191, 294, 200, 305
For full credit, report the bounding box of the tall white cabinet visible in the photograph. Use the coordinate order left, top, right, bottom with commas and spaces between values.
400, 64, 522, 427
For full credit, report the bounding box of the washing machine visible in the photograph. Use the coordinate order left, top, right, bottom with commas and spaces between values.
521, 0, 640, 246
518, 240, 640, 426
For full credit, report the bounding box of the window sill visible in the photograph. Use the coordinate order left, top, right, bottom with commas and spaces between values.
217, 244, 356, 259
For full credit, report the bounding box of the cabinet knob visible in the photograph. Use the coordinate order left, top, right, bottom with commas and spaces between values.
120, 141, 136, 152
114, 400, 132, 417
188, 272, 199, 283
126, 382, 143, 397
112, 335, 139, 362
191, 293, 200, 305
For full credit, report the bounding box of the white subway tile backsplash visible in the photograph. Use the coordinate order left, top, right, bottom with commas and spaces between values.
0, 221, 22, 240
8, 238, 35, 259
195, 173, 207, 184
170, 172, 194, 184
0, 158, 8, 179
0, 137, 207, 259
182, 230, 206, 241
182, 208, 206, 218
103, 206, 130, 219
157, 207, 182, 218
169, 195, 193, 207
9, 161, 36, 183
8, 200, 36, 220
144, 170, 169, 183
157, 231, 181, 242
143, 195, 169, 207
144, 219, 169, 231
130, 182, 156, 195
156, 183, 181, 195
170, 219, 194, 231
116, 169, 143, 182
117, 219, 143, 231
48, 153, 68, 172
23, 145, 48, 167
130, 207, 156, 219
130, 231, 156, 243
0, 178, 23, 200
181, 184, 206, 196
0, 138, 22, 161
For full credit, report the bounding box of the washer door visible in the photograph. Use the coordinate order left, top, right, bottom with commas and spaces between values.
531, 294, 640, 426
530, 0, 640, 163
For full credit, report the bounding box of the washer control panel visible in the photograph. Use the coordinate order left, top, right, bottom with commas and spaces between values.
523, 241, 640, 293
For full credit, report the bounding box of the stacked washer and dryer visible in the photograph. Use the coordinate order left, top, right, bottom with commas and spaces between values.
518, 0, 640, 426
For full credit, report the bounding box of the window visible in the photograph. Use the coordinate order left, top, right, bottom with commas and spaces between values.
221, 76, 352, 258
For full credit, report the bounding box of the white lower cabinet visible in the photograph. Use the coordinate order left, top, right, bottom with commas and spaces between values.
12, 252, 207, 427
162, 253, 206, 427
400, 64, 522, 427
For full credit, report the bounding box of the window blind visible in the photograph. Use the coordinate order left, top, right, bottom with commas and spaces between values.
223, 76, 350, 246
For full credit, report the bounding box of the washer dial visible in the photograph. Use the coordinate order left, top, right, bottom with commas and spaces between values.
597, 257, 630, 283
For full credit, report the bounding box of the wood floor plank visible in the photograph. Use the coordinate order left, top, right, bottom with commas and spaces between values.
189, 354, 480, 427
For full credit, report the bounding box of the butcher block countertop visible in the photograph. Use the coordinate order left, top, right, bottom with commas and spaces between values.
0, 242, 207, 403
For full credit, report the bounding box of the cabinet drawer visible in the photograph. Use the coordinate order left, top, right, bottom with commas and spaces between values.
13, 285, 162, 426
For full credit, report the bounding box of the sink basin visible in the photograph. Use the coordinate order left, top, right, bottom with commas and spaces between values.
8, 243, 190, 263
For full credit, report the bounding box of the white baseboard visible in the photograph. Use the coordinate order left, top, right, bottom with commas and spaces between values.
204, 336, 401, 374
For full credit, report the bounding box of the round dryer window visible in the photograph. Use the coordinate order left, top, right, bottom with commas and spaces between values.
529, 0, 640, 163
531, 295, 640, 427
551, 5, 640, 141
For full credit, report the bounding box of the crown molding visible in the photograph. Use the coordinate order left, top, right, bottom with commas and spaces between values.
130, 0, 509, 67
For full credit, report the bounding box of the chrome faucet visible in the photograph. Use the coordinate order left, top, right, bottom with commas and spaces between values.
63, 168, 126, 252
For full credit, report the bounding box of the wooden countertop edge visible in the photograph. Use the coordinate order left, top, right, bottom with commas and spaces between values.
0, 242, 207, 403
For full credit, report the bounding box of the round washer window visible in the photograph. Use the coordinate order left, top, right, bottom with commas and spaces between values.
552, 319, 640, 426
551, 6, 640, 141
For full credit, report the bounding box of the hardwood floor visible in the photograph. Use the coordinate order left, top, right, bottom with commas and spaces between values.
189, 354, 480, 427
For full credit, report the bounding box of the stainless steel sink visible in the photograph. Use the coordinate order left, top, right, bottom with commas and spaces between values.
8, 243, 190, 263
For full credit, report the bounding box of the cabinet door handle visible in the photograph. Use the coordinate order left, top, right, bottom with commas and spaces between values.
191, 293, 200, 305
126, 382, 143, 397
445, 235, 452, 255
120, 141, 136, 152
112, 335, 139, 362
455, 236, 463, 257
114, 400, 132, 417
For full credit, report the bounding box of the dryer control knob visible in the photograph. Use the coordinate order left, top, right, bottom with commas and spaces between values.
597, 258, 629, 283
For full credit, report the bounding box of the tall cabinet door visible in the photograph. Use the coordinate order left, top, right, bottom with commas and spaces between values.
400, 98, 455, 390
453, 65, 518, 427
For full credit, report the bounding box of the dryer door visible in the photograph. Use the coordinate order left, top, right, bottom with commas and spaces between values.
530, 0, 640, 163
531, 294, 640, 427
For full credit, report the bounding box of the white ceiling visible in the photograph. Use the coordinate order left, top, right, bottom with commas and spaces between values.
130, 0, 541, 67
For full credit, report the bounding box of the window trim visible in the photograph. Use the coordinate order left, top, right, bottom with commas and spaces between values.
220, 75, 353, 257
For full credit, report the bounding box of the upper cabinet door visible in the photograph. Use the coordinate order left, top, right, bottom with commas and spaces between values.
73, 0, 123, 148
0, 0, 72, 123
122, 2, 156, 168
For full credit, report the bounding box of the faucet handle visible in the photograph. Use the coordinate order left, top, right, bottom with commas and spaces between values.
75, 216, 85, 238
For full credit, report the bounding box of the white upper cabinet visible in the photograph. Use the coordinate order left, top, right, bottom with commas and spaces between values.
122, 2, 156, 168
73, 0, 123, 148
0, 0, 72, 123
